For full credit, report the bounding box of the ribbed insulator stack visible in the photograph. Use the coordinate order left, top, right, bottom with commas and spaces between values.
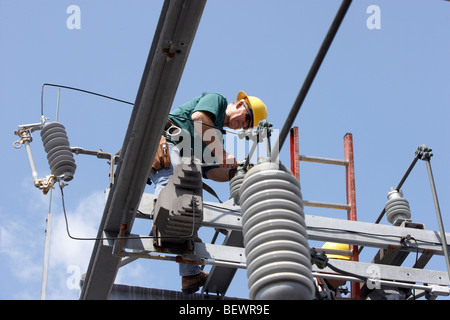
229, 171, 245, 204
239, 162, 315, 300
153, 159, 203, 248
385, 188, 411, 226
40, 122, 76, 181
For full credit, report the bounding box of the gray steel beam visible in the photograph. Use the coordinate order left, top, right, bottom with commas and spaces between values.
79, 0, 206, 300
110, 232, 450, 288
201, 230, 244, 296
202, 200, 242, 231
140, 193, 450, 256
113, 234, 246, 265
133, 193, 450, 298
305, 215, 450, 256
108, 283, 244, 300
312, 259, 450, 287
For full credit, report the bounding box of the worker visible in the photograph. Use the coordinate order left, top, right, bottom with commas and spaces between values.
149, 91, 268, 294
316, 242, 351, 299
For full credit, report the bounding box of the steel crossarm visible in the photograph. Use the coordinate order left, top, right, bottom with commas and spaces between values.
140, 194, 450, 257
312, 259, 450, 287
79, 0, 206, 299
305, 215, 450, 256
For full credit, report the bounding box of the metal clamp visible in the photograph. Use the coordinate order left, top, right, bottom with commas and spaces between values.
13, 121, 45, 148
415, 144, 433, 160
310, 248, 328, 269
13, 130, 32, 149
34, 175, 57, 195
165, 124, 181, 140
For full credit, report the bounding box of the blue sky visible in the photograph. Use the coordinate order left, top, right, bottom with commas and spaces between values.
1, 0, 449, 300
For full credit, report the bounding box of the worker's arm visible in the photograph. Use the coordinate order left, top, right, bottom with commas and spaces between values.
205, 167, 236, 182
191, 110, 237, 169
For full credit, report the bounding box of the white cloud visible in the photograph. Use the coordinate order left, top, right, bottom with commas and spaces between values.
50, 190, 104, 268
44, 189, 106, 299
0, 176, 53, 299
0, 222, 42, 284
2, 176, 173, 299
0, 179, 107, 299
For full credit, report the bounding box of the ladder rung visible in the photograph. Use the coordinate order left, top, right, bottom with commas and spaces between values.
298, 155, 348, 166
303, 200, 350, 211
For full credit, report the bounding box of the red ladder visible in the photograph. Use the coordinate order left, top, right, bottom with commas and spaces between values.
290, 126, 360, 300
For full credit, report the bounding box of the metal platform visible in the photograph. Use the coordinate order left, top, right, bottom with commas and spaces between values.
108, 192, 450, 299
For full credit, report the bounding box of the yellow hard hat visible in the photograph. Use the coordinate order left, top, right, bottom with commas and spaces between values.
322, 242, 351, 260
237, 91, 268, 128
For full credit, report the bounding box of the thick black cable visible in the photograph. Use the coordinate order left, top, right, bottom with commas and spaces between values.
275, 0, 352, 154
359, 154, 420, 254
325, 261, 368, 283
324, 236, 425, 294
374, 155, 419, 225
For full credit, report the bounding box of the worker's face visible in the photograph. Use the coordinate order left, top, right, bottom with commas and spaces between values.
228, 100, 251, 130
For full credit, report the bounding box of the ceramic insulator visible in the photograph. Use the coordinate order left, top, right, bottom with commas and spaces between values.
239, 162, 314, 300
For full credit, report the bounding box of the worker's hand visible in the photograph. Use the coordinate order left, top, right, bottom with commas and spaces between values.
219, 151, 237, 169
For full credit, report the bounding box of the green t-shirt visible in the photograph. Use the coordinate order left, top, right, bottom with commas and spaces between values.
166, 92, 228, 170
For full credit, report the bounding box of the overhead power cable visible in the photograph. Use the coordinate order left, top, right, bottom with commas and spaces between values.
271, 0, 352, 161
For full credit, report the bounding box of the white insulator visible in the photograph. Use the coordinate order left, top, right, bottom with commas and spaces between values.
385, 188, 411, 226
239, 162, 314, 300
229, 171, 245, 203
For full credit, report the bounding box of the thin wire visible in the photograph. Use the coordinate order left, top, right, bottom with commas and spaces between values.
59, 182, 198, 242
41, 83, 133, 116
60, 178, 439, 251
168, 113, 233, 135
309, 225, 440, 248
310, 226, 405, 242
41, 83, 231, 242
60, 183, 114, 241
203, 202, 241, 213
40, 83, 239, 135
409, 237, 420, 300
